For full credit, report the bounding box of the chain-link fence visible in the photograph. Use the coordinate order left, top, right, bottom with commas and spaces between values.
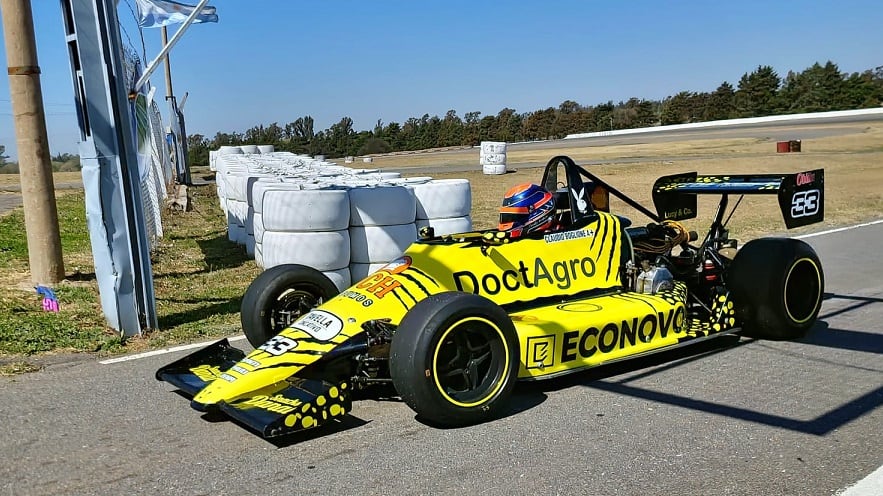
121, 46, 174, 250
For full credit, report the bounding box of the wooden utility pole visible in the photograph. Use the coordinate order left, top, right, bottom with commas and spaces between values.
0, 0, 65, 284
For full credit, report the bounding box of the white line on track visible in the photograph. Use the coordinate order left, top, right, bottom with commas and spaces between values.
98, 335, 246, 365
837, 463, 883, 496
100, 218, 883, 366
795, 219, 883, 239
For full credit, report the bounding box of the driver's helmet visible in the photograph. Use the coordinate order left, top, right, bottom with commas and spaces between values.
498, 183, 556, 237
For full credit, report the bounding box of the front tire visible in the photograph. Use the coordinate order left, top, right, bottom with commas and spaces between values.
390, 292, 519, 427
240, 264, 340, 348
727, 238, 824, 339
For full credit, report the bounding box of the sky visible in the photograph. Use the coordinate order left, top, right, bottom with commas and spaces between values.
1, 0, 882, 160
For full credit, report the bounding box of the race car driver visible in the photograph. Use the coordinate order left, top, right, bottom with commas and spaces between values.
498, 183, 557, 238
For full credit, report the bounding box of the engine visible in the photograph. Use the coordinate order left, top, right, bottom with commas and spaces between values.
628, 259, 674, 294
625, 221, 696, 294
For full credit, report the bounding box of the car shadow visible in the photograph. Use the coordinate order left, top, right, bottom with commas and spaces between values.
555, 319, 881, 437
516, 334, 747, 396
410, 336, 745, 431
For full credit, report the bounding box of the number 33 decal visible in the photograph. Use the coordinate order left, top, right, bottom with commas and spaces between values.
791, 190, 820, 218
258, 335, 298, 356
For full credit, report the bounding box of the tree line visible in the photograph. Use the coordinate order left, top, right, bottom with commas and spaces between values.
0, 146, 81, 174
6, 59, 880, 172
186, 60, 882, 165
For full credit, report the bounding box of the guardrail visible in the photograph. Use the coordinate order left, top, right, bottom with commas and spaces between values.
564, 107, 883, 140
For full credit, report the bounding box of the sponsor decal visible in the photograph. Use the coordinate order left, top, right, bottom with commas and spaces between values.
796, 171, 815, 186
291, 310, 343, 341
543, 229, 594, 244
340, 289, 374, 307
241, 394, 304, 415
527, 335, 555, 369
791, 190, 820, 218
190, 364, 223, 383
230, 365, 248, 375
220, 373, 236, 383
241, 357, 260, 367
453, 256, 596, 295
572, 187, 588, 213
561, 305, 686, 362
356, 272, 403, 299
664, 207, 693, 219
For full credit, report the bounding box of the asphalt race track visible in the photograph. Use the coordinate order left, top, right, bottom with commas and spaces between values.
1, 116, 882, 495
1, 220, 882, 494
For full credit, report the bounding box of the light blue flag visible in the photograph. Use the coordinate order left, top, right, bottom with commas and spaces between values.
134, 0, 219, 28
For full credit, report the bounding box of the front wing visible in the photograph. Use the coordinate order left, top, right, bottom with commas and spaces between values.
156, 339, 352, 438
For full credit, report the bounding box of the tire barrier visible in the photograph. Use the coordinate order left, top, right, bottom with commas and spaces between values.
348, 185, 416, 227
482, 163, 507, 175
254, 241, 264, 268
261, 230, 351, 271
480, 152, 507, 165
245, 234, 256, 257
226, 199, 249, 244
262, 188, 350, 232
323, 267, 352, 293
416, 215, 472, 237
349, 262, 391, 283
210, 149, 472, 281
228, 223, 247, 245
253, 212, 265, 244
349, 223, 418, 264
412, 179, 471, 220
480, 141, 507, 155
480, 141, 508, 174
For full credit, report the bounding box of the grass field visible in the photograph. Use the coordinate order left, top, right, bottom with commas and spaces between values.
1, 122, 881, 372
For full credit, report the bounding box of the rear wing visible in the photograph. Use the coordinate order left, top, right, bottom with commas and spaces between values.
652, 169, 824, 229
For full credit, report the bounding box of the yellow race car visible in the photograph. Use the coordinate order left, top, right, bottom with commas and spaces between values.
157, 156, 825, 437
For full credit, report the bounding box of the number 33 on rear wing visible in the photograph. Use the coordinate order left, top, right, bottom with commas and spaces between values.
651, 169, 824, 229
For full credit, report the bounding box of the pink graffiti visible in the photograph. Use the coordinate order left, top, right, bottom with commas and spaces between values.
42, 298, 59, 313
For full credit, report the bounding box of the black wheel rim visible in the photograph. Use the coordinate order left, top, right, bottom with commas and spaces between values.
269, 287, 322, 333
433, 317, 508, 407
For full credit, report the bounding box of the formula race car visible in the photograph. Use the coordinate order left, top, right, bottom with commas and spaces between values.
157, 155, 825, 438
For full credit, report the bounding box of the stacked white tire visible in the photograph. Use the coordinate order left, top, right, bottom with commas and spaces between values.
481, 141, 507, 175
258, 185, 352, 291
210, 149, 472, 291
347, 185, 417, 283
412, 179, 472, 236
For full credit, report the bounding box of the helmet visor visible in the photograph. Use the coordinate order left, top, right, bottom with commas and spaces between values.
500, 212, 528, 225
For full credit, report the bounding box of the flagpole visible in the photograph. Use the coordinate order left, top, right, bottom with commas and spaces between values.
161, 25, 173, 100
134, 0, 210, 93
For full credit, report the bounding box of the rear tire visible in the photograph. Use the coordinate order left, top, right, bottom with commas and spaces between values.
240, 264, 340, 348
390, 292, 519, 427
727, 238, 824, 339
